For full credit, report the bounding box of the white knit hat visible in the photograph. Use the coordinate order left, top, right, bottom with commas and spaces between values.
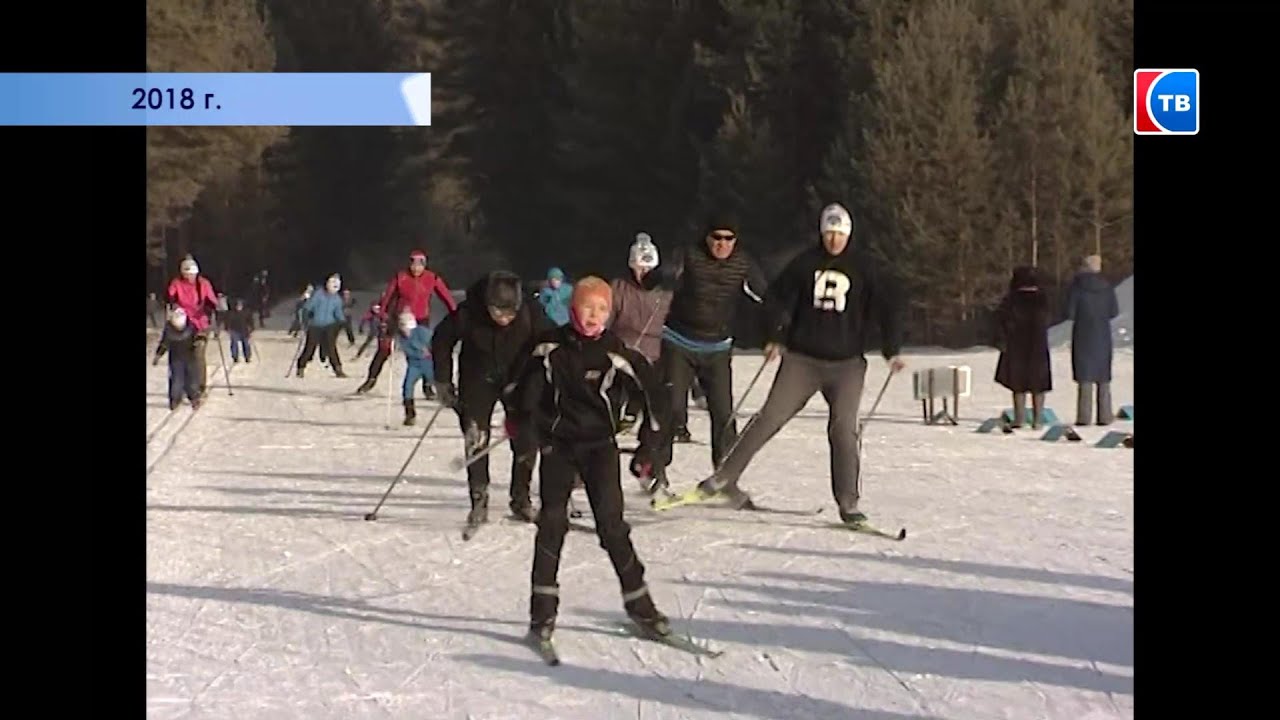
629, 232, 659, 271
820, 203, 853, 236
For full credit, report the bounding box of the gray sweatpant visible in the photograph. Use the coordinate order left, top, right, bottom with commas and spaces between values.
714, 351, 868, 513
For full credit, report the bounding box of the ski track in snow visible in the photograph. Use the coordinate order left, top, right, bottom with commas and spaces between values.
146, 327, 1134, 720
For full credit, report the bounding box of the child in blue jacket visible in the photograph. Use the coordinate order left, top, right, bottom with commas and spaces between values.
397, 311, 436, 425
295, 274, 348, 378
538, 267, 573, 326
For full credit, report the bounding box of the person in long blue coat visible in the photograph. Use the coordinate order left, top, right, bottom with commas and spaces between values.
1065, 255, 1120, 425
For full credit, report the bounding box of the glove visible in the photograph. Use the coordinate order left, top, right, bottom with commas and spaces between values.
433, 382, 457, 408
504, 418, 519, 439
629, 444, 655, 479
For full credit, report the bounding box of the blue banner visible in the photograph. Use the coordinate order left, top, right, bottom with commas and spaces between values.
0, 73, 432, 126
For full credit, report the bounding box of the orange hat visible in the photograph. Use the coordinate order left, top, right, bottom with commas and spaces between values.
571, 275, 612, 308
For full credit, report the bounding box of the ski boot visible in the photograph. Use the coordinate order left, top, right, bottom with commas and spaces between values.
839, 506, 869, 526
355, 377, 376, 394
295, 365, 305, 378
403, 399, 417, 426
617, 413, 638, 434
509, 498, 538, 523
466, 491, 490, 527
333, 367, 347, 378
169, 399, 180, 411
625, 591, 671, 638
673, 427, 693, 444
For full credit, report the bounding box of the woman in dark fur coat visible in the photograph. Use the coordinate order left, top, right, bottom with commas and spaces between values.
994, 266, 1053, 428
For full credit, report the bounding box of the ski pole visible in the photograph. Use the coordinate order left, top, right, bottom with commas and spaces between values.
385, 336, 397, 430
213, 327, 234, 396
449, 430, 511, 471
284, 332, 305, 378
854, 370, 897, 497
364, 401, 447, 521
715, 358, 769, 450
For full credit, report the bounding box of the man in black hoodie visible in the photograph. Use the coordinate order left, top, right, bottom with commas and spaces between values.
653, 214, 769, 473
432, 271, 554, 524
682, 203, 905, 525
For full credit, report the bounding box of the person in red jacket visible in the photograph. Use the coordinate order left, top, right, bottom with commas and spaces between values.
355, 248, 458, 394
165, 255, 220, 397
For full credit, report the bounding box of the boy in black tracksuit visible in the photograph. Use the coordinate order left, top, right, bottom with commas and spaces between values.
432, 271, 554, 523
505, 276, 673, 642
692, 203, 905, 524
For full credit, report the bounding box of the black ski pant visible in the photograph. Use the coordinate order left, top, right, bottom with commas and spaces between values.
167, 355, 200, 407
342, 317, 355, 345
192, 332, 210, 395
298, 324, 342, 373
457, 379, 535, 509
714, 352, 868, 513
659, 339, 736, 467
529, 439, 654, 630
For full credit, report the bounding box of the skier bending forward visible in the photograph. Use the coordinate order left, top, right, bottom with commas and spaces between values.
687, 203, 905, 525
505, 276, 675, 643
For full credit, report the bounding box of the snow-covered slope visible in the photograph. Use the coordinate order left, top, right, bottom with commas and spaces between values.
146, 334, 1133, 719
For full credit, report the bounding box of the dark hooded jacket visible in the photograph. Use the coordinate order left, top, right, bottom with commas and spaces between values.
994, 266, 1053, 393
1065, 271, 1120, 383
431, 272, 555, 392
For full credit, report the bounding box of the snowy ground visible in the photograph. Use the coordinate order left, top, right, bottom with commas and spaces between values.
146, 330, 1134, 720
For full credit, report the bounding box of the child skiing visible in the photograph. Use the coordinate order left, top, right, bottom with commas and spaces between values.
395, 311, 435, 425
432, 270, 553, 525
505, 276, 675, 652
223, 298, 255, 363
152, 307, 202, 410
295, 274, 348, 378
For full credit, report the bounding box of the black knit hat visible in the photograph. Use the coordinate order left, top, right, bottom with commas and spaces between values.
484, 271, 523, 312
704, 212, 739, 237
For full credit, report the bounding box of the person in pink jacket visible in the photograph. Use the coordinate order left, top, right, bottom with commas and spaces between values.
165, 255, 220, 396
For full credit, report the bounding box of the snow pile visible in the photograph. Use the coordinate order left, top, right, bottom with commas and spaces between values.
1049, 274, 1133, 349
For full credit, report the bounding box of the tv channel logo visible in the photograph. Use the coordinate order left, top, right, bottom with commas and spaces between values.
1134, 69, 1199, 135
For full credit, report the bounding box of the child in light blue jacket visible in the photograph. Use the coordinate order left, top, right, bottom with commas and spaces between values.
397, 311, 436, 425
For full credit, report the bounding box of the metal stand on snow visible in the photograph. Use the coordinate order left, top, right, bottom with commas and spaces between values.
364, 402, 447, 521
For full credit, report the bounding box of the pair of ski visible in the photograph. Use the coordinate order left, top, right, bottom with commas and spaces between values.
527, 620, 724, 666
650, 486, 906, 541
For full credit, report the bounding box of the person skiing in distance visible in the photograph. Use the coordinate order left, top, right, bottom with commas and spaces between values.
224, 298, 255, 363
152, 307, 202, 410
251, 270, 271, 326
505, 275, 674, 645
165, 255, 220, 397
538, 267, 573, 327
295, 274, 348, 378
994, 265, 1053, 430
678, 203, 905, 525
340, 289, 358, 346
356, 301, 382, 359
288, 286, 313, 337
147, 292, 161, 328
651, 213, 768, 468
431, 270, 554, 524
1065, 254, 1120, 425
395, 311, 436, 425
356, 249, 458, 394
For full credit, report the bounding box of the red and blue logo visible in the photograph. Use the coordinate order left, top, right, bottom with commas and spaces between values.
1134, 69, 1199, 135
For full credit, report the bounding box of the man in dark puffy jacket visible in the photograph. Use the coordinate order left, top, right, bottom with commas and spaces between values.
1065, 255, 1120, 425
652, 214, 768, 471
